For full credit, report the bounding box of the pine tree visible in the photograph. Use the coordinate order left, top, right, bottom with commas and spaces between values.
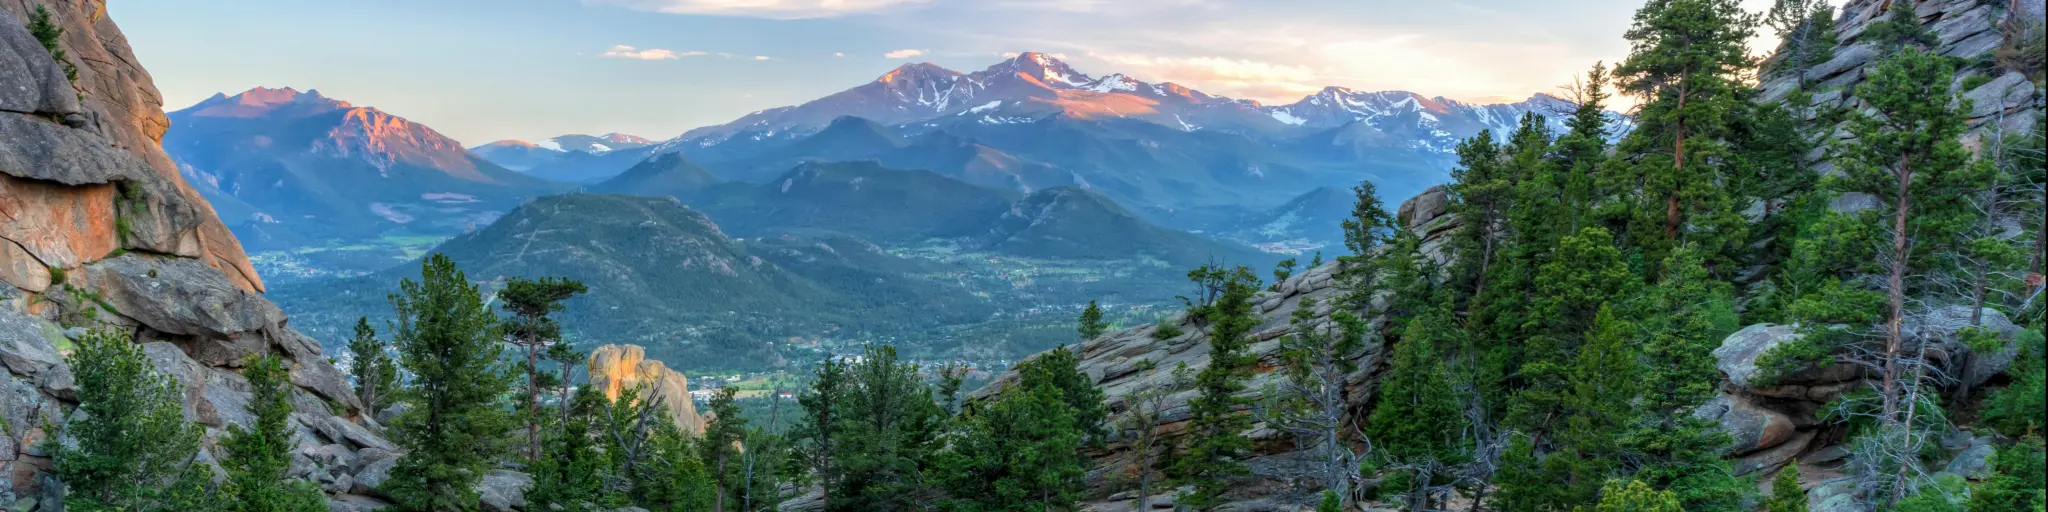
701, 387, 747, 512
1834, 46, 1990, 425
347, 317, 397, 415
1611, 0, 1757, 265
1765, 464, 1808, 512
220, 355, 328, 512
499, 276, 588, 462
834, 345, 945, 510
1445, 129, 1512, 304
1339, 180, 1396, 312
1366, 306, 1468, 511
25, 5, 78, 83
528, 386, 613, 510
1509, 226, 1635, 438
1762, 0, 1837, 83
385, 254, 517, 511
1861, 0, 1937, 51
1018, 344, 1108, 445
1587, 480, 1684, 512
1170, 266, 1262, 509
51, 328, 213, 512
793, 357, 849, 511
936, 383, 1086, 512
1556, 306, 1642, 476
1077, 300, 1108, 340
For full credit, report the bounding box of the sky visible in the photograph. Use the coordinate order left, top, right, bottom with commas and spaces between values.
113, 0, 1781, 147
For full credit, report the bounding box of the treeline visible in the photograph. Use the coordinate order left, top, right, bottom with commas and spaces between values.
1308, 0, 2047, 510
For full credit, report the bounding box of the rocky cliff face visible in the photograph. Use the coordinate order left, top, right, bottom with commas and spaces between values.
589, 344, 707, 436
2, 0, 261, 293
2, 3, 394, 510
1760, 0, 2043, 159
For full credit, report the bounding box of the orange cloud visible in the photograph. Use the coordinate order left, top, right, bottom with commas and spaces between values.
601, 45, 705, 60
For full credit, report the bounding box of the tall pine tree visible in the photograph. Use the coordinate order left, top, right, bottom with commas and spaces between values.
385, 254, 517, 511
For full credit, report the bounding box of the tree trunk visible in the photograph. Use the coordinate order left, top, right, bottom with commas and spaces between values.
1667, 85, 1689, 239
1883, 155, 1913, 423
527, 343, 541, 462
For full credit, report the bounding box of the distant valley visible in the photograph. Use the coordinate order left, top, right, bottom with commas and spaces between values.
165, 53, 1598, 369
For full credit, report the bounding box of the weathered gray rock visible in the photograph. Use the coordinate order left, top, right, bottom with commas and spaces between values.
0, 13, 82, 118
1735, 430, 1816, 476
317, 415, 397, 452
1714, 324, 1861, 390
1946, 436, 1997, 480
0, 304, 64, 381
350, 456, 397, 499
86, 254, 283, 341
0, 114, 148, 187
478, 470, 534, 512
326, 494, 392, 512
1693, 393, 1799, 455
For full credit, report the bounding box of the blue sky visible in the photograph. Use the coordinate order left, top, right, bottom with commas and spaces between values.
113, 0, 1779, 146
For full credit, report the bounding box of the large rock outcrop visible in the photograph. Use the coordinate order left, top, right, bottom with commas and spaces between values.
2, 0, 262, 293
2, 4, 391, 510
589, 344, 707, 436
1758, 0, 2043, 162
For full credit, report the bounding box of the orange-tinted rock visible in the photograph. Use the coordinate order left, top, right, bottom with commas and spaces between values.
0, 237, 51, 293
1, 1, 263, 293
588, 344, 706, 436
0, 175, 117, 270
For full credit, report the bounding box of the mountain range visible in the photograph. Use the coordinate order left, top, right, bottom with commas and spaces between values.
471, 133, 657, 183
164, 87, 558, 252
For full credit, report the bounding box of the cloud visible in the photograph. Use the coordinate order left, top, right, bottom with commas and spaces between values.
754, 55, 772, 60
600, 45, 705, 60
999, 51, 1068, 60
883, 48, 928, 59
835, 52, 847, 57
1087, 52, 1320, 99
582, 0, 927, 19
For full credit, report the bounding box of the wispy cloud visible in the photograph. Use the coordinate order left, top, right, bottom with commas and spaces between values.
835, 52, 847, 57
582, 0, 928, 19
754, 55, 772, 60
998, 51, 1068, 60
600, 45, 705, 60
883, 48, 927, 59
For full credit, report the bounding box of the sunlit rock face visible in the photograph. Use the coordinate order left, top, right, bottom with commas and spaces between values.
588, 344, 706, 435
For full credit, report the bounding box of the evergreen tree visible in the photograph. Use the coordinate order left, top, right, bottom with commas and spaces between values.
1077, 300, 1108, 340
793, 357, 849, 510
1762, 0, 1837, 83
1611, 0, 1756, 266
1339, 180, 1396, 312
51, 328, 212, 512
1017, 344, 1108, 446
347, 316, 398, 415
499, 276, 588, 462
1493, 435, 1590, 511
220, 355, 327, 512
1834, 46, 1989, 424
1556, 306, 1642, 476
834, 345, 945, 510
1170, 266, 1262, 509
385, 254, 517, 511
1509, 226, 1635, 438
1765, 464, 1808, 512
1861, 0, 1937, 51
1970, 437, 2047, 512
528, 386, 614, 510
1586, 480, 1684, 512
702, 387, 747, 512
1366, 306, 1468, 511
936, 383, 1086, 512
25, 5, 77, 82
